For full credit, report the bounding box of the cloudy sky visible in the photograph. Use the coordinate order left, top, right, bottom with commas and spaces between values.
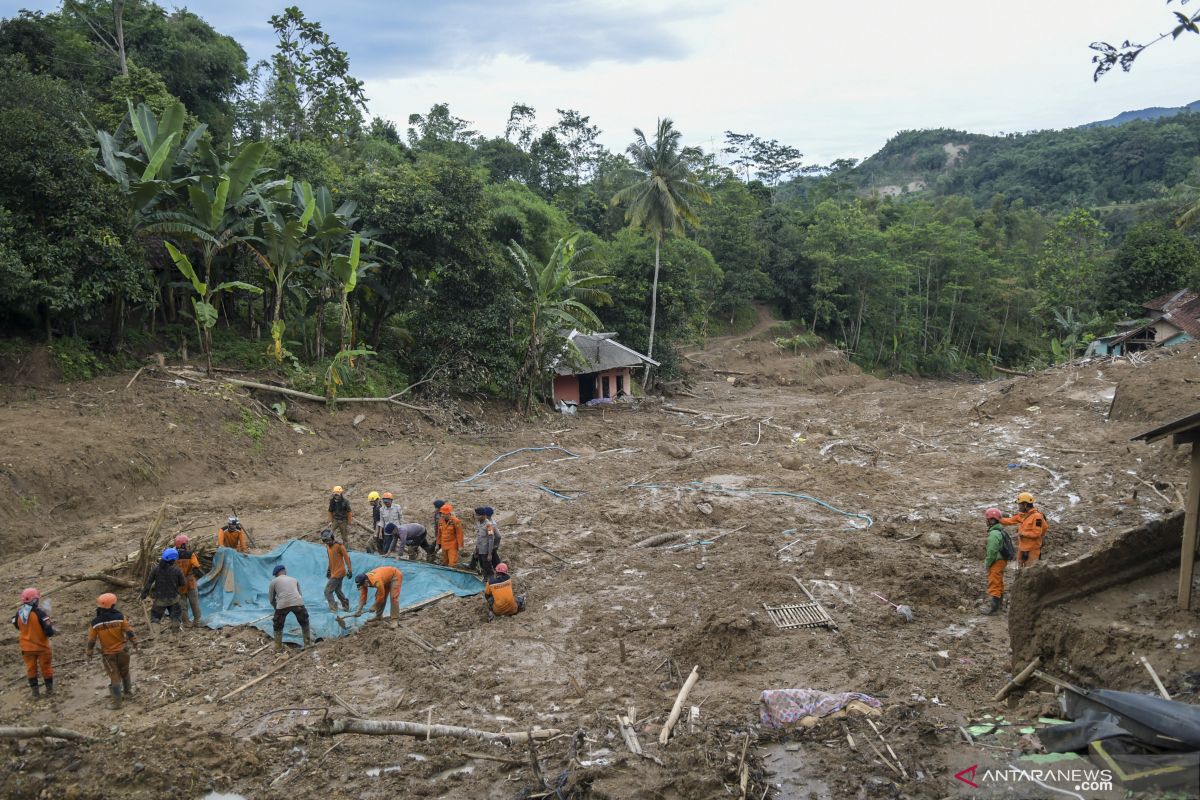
6, 1, 1200, 163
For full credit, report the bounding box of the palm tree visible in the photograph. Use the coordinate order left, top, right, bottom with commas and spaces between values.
611, 118, 711, 384
507, 233, 612, 413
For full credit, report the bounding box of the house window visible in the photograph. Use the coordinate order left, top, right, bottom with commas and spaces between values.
602, 374, 611, 398
616, 373, 625, 396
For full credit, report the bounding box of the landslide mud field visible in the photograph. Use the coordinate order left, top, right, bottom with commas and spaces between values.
1, 332, 1197, 799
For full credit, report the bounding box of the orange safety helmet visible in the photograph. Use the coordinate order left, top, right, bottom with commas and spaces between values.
440, 502, 453, 514
382, 492, 394, 500
97, 593, 117, 609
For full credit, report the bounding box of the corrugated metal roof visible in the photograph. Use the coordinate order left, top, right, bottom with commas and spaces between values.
553, 331, 659, 375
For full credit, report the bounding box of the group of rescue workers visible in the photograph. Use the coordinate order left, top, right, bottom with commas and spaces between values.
11, 484, 1047, 708
11, 489, 526, 708
981, 490, 1049, 615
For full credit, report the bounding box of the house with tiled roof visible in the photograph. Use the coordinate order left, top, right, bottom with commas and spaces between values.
1087, 289, 1200, 357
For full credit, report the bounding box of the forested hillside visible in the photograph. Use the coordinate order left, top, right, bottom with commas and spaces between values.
847, 114, 1200, 209
1, 1, 1199, 395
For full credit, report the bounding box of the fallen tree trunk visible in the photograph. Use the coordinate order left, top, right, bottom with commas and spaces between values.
58, 573, 138, 589
0, 725, 95, 742
175, 372, 438, 420
319, 717, 559, 746
632, 532, 686, 548
992, 366, 1032, 378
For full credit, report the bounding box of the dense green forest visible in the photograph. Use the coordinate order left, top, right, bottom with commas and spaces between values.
1, 2, 1199, 400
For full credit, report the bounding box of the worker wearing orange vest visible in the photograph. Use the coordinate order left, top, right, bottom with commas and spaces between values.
484, 563, 525, 621
354, 566, 403, 620
434, 500, 464, 568
1000, 491, 1048, 568
218, 516, 250, 552
86, 593, 138, 708
11, 587, 55, 698
174, 534, 203, 626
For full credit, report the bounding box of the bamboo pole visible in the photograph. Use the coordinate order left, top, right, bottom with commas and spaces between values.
659, 665, 700, 746
217, 655, 297, 703
992, 657, 1042, 702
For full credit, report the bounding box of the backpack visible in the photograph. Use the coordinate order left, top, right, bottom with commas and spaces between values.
997, 527, 1016, 561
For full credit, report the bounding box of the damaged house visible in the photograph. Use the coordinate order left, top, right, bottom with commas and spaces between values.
551, 330, 658, 406
1087, 289, 1200, 357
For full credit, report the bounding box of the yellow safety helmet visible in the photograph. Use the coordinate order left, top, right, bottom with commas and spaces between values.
333, 485, 344, 494
1016, 491, 1035, 504
367, 491, 380, 502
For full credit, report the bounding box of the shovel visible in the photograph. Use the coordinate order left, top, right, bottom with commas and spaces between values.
871, 592, 914, 622
334, 610, 364, 630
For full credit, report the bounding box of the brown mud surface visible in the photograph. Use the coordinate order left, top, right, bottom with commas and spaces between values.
1, 333, 1198, 799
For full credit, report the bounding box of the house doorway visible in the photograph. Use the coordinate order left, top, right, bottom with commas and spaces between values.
577, 372, 597, 403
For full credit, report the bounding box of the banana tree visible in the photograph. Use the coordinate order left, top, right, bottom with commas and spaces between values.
94, 100, 208, 221
508, 233, 612, 413
143, 139, 271, 374
248, 179, 316, 361
164, 242, 263, 372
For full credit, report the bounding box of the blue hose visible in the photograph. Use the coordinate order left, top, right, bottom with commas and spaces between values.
458, 446, 581, 484
630, 481, 874, 528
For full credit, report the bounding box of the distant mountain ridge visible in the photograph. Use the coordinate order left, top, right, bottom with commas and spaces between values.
1083, 100, 1200, 128
840, 110, 1200, 210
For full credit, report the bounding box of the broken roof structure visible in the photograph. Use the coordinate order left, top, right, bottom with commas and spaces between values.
1133, 409, 1200, 609
1088, 289, 1200, 357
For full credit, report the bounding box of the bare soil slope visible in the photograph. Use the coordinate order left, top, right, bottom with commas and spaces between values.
0, 336, 1196, 799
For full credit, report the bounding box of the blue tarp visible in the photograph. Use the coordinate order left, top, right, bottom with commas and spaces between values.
197, 540, 484, 643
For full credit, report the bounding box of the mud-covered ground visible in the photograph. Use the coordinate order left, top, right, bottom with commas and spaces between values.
0, 331, 1197, 799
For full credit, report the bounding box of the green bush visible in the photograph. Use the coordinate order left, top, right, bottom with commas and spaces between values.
49, 336, 104, 381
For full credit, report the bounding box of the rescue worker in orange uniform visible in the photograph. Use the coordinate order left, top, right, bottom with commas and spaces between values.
86, 593, 138, 708
1000, 491, 1048, 568
174, 534, 203, 626
434, 500, 464, 568
354, 566, 403, 620
484, 563, 525, 621
12, 587, 55, 698
218, 516, 250, 552
983, 508, 1011, 615
321, 528, 353, 612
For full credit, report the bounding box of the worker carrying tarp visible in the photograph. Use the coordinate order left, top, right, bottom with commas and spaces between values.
198, 539, 484, 643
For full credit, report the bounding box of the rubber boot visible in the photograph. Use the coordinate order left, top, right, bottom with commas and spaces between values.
406, 545, 418, 561
123, 677, 134, 698
390, 601, 400, 620
327, 600, 339, 613
425, 547, 438, 564
43, 677, 53, 697
340, 598, 350, 612
108, 684, 123, 710
274, 629, 284, 653
983, 596, 1001, 615
301, 625, 312, 649
28, 678, 39, 699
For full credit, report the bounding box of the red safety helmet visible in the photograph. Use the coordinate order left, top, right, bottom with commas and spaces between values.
20, 587, 39, 603
985, 507, 1003, 521
175, 534, 189, 547
97, 593, 117, 609
495, 563, 509, 575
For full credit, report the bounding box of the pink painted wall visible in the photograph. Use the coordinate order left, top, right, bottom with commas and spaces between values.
553, 375, 580, 404
552, 367, 634, 405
